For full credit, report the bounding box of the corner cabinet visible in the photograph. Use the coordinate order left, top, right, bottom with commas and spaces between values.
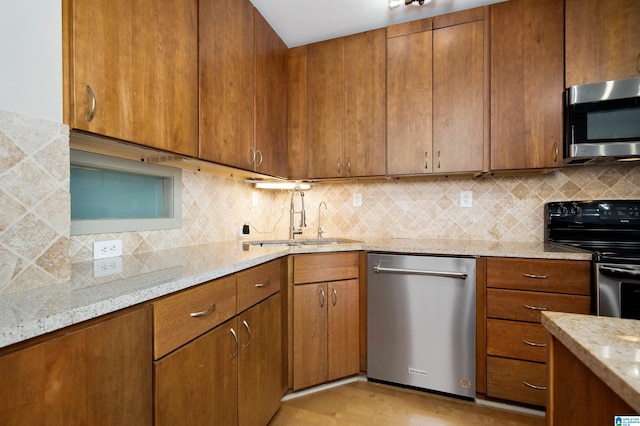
199, 0, 287, 178
482, 257, 590, 407
489, 0, 564, 171
291, 252, 361, 390
565, 0, 640, 87
304, 30, 386, 179
65, 0, 199, 157
386, 7, 488, 176
0, 306, 153, 425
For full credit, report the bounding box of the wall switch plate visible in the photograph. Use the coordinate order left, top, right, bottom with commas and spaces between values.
93, 257, 123, 277
353, 193, 363, 207
94, 239, 123, 259
460, 191, 473, 208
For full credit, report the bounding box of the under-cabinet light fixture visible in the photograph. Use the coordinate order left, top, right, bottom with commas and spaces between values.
249, 180, 311, 190
388, 0, 432, 10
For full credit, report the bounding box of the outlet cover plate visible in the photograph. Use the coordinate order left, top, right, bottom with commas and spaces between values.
94, 240, 123, 259
460, 191, 473, 208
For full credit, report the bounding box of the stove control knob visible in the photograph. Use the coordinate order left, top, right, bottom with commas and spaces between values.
560, 206, 569, 216
570, 206, 582, 216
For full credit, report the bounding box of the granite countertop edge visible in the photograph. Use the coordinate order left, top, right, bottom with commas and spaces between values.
0, 238, 591, 350
542, 311, 640, 413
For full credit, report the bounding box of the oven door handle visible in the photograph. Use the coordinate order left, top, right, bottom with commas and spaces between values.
599, 265, 640, 279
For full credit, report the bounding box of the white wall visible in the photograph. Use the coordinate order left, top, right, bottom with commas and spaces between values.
0, 0, 62, 122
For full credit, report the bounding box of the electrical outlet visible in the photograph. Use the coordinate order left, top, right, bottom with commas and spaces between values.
93, 239, 123, 259
460, 191, 473, 208
93, 257, 123, 277
353, 193, 363, 207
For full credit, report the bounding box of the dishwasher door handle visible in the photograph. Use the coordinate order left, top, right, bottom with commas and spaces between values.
373, 265, 467, 280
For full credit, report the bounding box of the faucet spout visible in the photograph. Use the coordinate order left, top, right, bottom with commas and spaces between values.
318, 201, 327, 238
289, 186, 307, 239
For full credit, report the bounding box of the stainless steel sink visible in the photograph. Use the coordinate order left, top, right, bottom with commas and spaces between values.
243, 238, 359, 248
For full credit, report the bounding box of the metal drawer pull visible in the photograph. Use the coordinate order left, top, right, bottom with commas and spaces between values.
256, 149, 263, 168
522, 273, 549, 279
230, 328, 238, 358
522, 339, 547, 347
523, 304, 549, 311
255, 278, 270, 288
85, 85, 96, 122
190, 303, 216, 317
522, 381, 546, 391
242, 320, 251, 348
332, 287, 337, 306
337, 157, 341, 174
320, 288, 325, 308
374, 265, 467, 280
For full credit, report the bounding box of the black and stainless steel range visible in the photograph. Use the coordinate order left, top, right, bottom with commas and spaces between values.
545, 200, 640, 320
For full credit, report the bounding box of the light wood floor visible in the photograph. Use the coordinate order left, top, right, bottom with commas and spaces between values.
269, 380, 545, 426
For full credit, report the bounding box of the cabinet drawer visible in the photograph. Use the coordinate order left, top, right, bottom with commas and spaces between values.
237, 259, 281, 313
153, 275, 236, 359
487, 319, 547, 362
487, 356, 546, 406
487, 289, 591, 323
486, 257, 590, 294
293, 252, 359, 284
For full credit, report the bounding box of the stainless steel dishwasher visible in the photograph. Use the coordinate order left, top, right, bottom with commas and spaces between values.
367, 253, 476, 399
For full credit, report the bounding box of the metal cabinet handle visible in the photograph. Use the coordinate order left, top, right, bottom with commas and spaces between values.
85, 85, 95, 122
230, 327, 239, 358
242, 320, 251, 348
347, 157, 351, 176
523, 304, 549, 311
424, 152, 428, 170
553, 142, 559, 162
254, 278, 270, 288
248, 147, 257, 165
437, 150, 441, 169
332, 287, 337, 306
522, 381, 546, 391
320, 288, 325, 308
637, 52, 640, 73
522, 339, 547, 348
522, 273, 549, 279
337, 157, 341, 174
256, 149, 263, 168
190, 303, 216, 317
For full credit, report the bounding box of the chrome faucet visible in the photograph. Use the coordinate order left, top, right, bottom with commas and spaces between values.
289, 187, 307, 239
318, 201, 327, 238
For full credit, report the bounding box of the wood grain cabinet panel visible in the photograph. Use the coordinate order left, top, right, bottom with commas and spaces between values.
487, 289, 591, 323
293, 251, 360, 284
487, 356, 546, 407
565, 0, 640, 87
489, 0, 564, 171
237, 259, 281, 313
0, 307, 152, 426
487, 319, 547, 363
67, 0, 198, 157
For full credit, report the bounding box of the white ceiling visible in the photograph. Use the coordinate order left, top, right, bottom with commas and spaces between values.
250, 0, 507, 48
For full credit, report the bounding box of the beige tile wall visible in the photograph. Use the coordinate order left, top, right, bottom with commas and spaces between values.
0, 110, 70, 294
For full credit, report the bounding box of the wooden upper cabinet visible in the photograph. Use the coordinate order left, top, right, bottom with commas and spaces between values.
67, 0, 198, 157
386, 19, 433, 175
387, 8, 487, 176
565, 0, 640, 87
255, 11, 288, 178
199, 0, 255, 170
288, 46, 309, 180
433, 9, 487, 174
307, 30, 386, 179
490, 0, 564, 171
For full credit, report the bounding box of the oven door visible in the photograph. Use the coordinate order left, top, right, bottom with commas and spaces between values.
596, 263, 640, 319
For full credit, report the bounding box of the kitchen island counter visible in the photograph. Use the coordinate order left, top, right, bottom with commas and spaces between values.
0, 238, 591, 349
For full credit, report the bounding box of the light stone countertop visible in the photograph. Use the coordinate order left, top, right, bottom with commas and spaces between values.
542, 311, 640, 413
0, 238, 591, 349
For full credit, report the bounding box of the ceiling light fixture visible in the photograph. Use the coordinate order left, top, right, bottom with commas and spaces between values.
388, 0, 432, 10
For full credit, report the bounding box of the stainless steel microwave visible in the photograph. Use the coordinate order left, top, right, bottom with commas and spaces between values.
564, 77, 640, 165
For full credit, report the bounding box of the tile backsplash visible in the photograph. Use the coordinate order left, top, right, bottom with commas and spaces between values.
2, 108, 640, 294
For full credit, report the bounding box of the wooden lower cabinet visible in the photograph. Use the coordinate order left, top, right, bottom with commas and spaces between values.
0, 306, 153, 426
487, 356, 546, 407
293, 279, 359, 390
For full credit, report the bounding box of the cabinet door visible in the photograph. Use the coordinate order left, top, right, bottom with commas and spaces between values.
490, 0, 563, 171
433, 19, 485, 173
327, 279, 360, 381
566, 0, 640, 87
344, 29, 386, 177
154, 318, 238, 426
238, 294, 282, 426
308, 38, 345, 179
70, 0, 198, 157
293, 283, 328, 390
199, 0, 255, 169
386, 28, 433, 175
0, 307, 152, 426
255, 10, 288, 178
